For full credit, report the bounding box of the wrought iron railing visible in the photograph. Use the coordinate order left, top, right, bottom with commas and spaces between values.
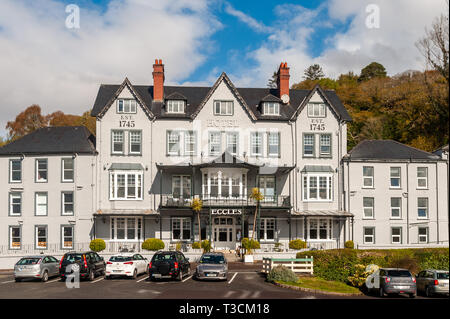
160, 194, 291, 208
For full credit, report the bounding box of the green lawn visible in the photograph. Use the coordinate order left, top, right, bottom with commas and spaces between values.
276, 277, 361, 294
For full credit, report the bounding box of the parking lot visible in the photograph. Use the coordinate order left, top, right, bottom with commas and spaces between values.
0, 263, 446, 299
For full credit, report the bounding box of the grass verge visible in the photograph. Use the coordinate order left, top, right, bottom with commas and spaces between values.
276, 276, 361, 294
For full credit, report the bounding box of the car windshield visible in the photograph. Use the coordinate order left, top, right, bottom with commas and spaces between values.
199, 255, 225, 264
153, 254, 176, 261
387, 270, 411, 277
63, 254, 83, 262
17, 258, 41, 265
109, 256, 133, 262
437, 272, 449, 279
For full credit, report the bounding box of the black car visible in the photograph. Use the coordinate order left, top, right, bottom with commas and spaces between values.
59, 251, 106, 281
148, 251, 190, 281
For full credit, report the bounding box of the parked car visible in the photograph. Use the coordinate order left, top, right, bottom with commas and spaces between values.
370, 268, 416, 298
194, 252, 228, 281
14, 255, 60, 282
148, 251, 190, 281
105, 253, 149, 279
59, 251, 106, 281
416, 270, 449, 297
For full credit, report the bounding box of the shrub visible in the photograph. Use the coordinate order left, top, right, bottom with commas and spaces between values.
89, 239, 106, 252
192, 242, 201, 249
142, 238, 165, 251
267, 266, 299, 283
241, 238, 260, 254
176, 241, 182, 251
201, 240, 211, 253
289, 239, 307, 250
344, 240, 354, 249
347, 264, 378, 287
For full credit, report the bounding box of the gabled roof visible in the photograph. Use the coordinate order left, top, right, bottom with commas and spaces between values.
344, 140, 440, 161
193, 151, 259, 169
0, 126, 96, 156
261, 94, 282, 103
165, 92, 187, 100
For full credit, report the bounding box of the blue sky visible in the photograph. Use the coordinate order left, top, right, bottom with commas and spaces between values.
0, 0, 445, 138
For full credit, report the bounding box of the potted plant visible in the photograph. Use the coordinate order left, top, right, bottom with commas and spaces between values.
242, 237, 260, 263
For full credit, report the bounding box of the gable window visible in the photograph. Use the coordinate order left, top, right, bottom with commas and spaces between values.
117, 99, 137, 114
418, 227, 428, 243
167, 100, 185, 113
390, 197, 401, 219
61, 192, 74, 216
267, 132, 280, 157
226, 132, 238, 155
9, 192, 22, 216
363, 227, 375, 244
110, 171, 143, 200
35, 225, 48, 249
184, 131, 196, 156
129, 131, 142, 155
362, 166, 374, 188
172, 217, 191, 241
36, 159, 48, 182
418, 197, 428, 219
9, 159, 22, 183
303, 134, 315, 157
363, 197, 374, 219
35, 192, 48, 216
259, 218, 275, 241
303, 174, 332, 201
209, 132, 221, 156
263, 102, 280, 116
61, 158, 74, 182
61, 225, 74, 249
111, 217, 143, 241
214, 101, 233, 115
391, 227, 402, 244
167, 131, 180, 155
390, 167, 401, 188
172, 175, 191, 199
112, 131, 124, 154
9, 226, 21, 249
417, 167, 428, 189
250, 132, 263, 156
307, 103, 326, 117
319, 134, 331, 157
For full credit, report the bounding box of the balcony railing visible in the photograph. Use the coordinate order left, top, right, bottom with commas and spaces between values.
160, 194, 291, 208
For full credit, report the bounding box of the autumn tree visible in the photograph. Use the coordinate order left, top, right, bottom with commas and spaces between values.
303, 64, 325, 80
6, 104, 48, 140
358, 62, 387, 82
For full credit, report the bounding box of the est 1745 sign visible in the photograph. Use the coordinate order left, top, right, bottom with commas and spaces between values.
309, 118, 325, 131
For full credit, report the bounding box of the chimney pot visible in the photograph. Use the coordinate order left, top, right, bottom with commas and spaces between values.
277, 61, 290, 101
153, 58, 165, 101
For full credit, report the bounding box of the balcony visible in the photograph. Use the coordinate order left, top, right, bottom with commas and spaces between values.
160, 194, 291, 208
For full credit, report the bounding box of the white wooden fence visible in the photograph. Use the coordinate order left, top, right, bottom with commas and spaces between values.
262, 257, 314, 274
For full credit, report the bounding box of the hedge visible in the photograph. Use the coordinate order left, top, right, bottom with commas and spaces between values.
296, 248, 449, 284
289, 239, 307, 250
142, 238, 165, 251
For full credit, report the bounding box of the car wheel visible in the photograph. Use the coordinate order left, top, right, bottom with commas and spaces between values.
14, 278, 21, 282
177, 270, 183, 281
88, 269, 95, 281
132, 269, 137, 279
105, 275, 111, 280
409, 293, 416, 298
379, 287, 385, 298
187, 268, 191, 276
41, 270, 49, 282
426, 286, 433, 298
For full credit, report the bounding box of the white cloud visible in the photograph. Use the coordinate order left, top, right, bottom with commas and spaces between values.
223, 2, 273, 33
0, 0, 221, 137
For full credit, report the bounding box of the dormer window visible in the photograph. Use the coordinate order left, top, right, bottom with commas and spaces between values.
307, 103, 326, 117
167, 100, 185, 114
263, 102, 280, 116
117, 99, 137, 114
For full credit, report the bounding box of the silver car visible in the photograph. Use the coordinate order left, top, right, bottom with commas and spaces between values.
416, 270, 449, 297
195, 252, 228, 281
14, 255, 60, 282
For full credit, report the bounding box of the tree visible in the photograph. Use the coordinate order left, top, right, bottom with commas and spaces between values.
358, 62, 387, 82
191, 198, 203, 243
303, 64, 325, 80
267, 71, 278, 88
6, 105, 48, 140
249, 188, 264, 241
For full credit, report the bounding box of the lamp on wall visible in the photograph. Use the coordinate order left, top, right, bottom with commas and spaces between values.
155, 215, 160, 224
102, 217, 106, 224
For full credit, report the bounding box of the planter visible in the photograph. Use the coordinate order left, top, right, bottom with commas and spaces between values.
244, 254, 254, 263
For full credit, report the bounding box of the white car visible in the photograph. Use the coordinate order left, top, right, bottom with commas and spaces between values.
105, 253, 149, 279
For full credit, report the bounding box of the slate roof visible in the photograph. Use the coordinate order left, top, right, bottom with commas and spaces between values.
91, 78, 352, 122
344, 140, 440, 161
0, 126, 96, 155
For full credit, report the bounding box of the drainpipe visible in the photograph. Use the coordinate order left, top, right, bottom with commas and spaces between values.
436, 162, 439, 244
406, 161, 409, 244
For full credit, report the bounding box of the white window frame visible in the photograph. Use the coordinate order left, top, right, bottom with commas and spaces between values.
167, 131, 181, 156
307, 103, 326, 117
9, 192, 22, 216
362, 166, 374, 188
417, 197, 428, 219
61, 158, 74, 182
172, 175, 192, 198
363, 227, 375, 244
61, 192, 74, 216
302, 174, 333, 202
263, 102, 280, 116
9, 226, 21, 250
35, 192, 48, 216
9, 159, 22, 183
35, 159, 48, 182
184, 131, 196, 156
129, 131, 142, 155
250, 132, 263, 157
166, 100, 185, 114
417, 167, 428, 189
363, 197, 374, 219
391, 227, 402, 244
209, 132, 221, 156
61, 225, 74, 249
418, 227, 428, 244
390, 167, 401, 188
172, 217, 191, 241
214, 100, 233, 116
307, 218, 332, 240
110, 217, 143, 241
259, 218, 276, 241
117, 99, 137, 114
35, 225, 48, 249
390, 197, 402, 219
226, 132, 238, 155
109, 171, 143, 200
319, 134, 331, 157
303, 134, 315, 157
267, 132, 280, 157
112, 130, 124, 154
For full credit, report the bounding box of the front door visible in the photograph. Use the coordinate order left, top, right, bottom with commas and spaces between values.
212, 217, 235, 250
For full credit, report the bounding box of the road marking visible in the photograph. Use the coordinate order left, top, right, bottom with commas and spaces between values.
251, 291, 261, 298
228, 272, 238, 284
90, 277, 104, 284
136, 276, 149, 283
182, 275, 192, 282
1, 280, 15, 284
45, 278, 61, 284
224, 291, 235, 298
240, 290, 250, 298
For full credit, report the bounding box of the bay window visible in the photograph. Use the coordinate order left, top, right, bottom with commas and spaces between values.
110, 171, 143, 200
303, 174, 333, 201
110, 217, 143, 241
172, 217, 191, 241
258, 176, 275, 202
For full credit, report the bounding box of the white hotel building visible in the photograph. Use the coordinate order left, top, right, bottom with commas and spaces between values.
0, 60, 448, 254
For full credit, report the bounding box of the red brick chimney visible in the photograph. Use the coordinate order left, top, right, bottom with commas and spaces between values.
152, 59, 164, 101
277, 62, 290, 100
